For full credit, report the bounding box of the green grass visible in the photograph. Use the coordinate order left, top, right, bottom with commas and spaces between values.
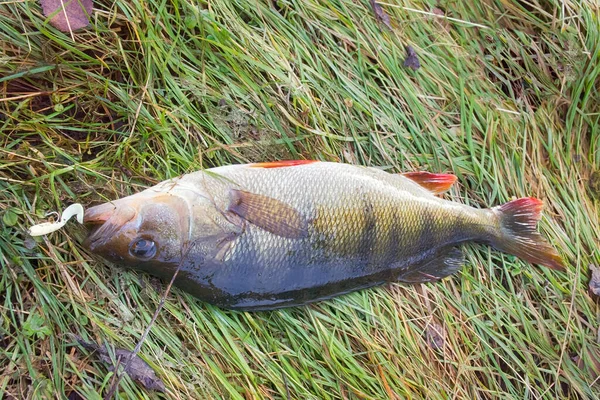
1, 0, 599, 398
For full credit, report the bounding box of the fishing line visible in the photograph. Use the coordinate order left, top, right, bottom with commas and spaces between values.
103, 240, 195, 399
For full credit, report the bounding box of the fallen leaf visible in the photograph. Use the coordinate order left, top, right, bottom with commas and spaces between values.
67, 391, 85, 400
431, 7, 450, 31
573, 346, 600, 376
425, 322, 446, 350
23, 236, 38, 250
76, 337, 166, 392
431, 7, 444, 17
39, 0, 93, 32
370, 0, 392, 30
589, 264, 600, 297
404, 45, 421, 71
589, 170, 600, 198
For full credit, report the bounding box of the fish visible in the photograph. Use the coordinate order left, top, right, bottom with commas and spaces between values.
83, 161, 564, 311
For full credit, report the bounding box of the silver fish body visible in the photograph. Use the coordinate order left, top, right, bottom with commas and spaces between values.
84, 161, 563, 310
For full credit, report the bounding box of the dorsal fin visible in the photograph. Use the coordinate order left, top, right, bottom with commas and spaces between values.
401, 171, 457, 194
250, 160, 318, 168
227, 190, 308, 239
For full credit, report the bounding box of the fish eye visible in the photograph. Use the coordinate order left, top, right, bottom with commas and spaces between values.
129, 238, 157, 260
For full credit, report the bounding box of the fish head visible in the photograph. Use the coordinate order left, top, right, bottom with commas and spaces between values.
83, 191, 191, 272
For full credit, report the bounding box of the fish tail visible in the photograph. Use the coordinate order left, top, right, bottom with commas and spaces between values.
489, 197, 565, 270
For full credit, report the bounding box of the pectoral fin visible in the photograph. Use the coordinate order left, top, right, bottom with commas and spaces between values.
227, 190, 308, 239
397, 248, 465, 283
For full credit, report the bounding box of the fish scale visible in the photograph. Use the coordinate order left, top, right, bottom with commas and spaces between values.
84, 161, 565, 310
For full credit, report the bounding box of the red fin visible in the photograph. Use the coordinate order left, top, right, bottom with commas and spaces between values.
492, 197, 565, 271
402, 171, 457, 194
250, 160, 318, 168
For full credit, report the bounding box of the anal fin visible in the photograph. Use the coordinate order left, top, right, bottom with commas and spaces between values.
397, 248, 465, 283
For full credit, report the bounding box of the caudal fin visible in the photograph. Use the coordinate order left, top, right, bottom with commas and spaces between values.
490, 198, 565, 271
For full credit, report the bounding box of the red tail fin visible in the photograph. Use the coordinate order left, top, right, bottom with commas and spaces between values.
491, 198, 565, 270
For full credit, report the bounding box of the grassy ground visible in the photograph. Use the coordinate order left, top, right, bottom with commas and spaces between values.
1, 0, 599, 398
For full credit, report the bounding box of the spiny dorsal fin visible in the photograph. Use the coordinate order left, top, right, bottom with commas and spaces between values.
228, 190, 308, 239
249, 160, 318, 168
402, 171, 457, 194
397, 247, 464, 283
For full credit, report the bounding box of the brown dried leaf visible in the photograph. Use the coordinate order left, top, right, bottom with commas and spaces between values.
67, 391, 85, 400
39, 0, 93, 32
589, 171, 600, 198
431, 7, 450, 31
76, 337, 166, 392
431, 7, 445, 17
573, 346, 600, 376
589, 264, 600, 296
404, 46, 421, 71
370, 0, 392, 30
425, 322, 446, 350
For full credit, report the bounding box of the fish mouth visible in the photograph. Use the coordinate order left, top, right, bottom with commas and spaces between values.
84, 202, 137, 250
84, 202, 118, 224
